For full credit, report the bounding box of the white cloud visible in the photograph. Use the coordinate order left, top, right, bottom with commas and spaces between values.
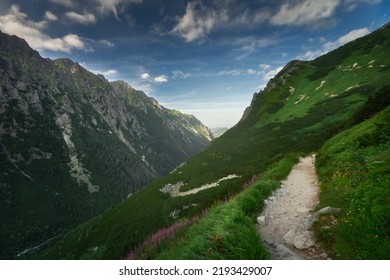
171, 0, 228, 42
166, 2, 271, 43
0, 5, 88, 53
253, 9, 272, 24
303, 50, 324, 60
100, 69, 117, 76
102, 69, 118, 75
344, 0, 382, 11
140, 72, 150, 79
48, 0, 75, 8
154, 75, 168, 83
236, 37, 275, 50
97, 0, 121, 18
247, 69, 257, 75
44, 11, 58, 21
172, 70, 191, 79
98, 39, 115, 47
231, 36, 276, 60
90, 68, 117, 76
259, 63, 271, 70
81, 62, 118, 78
96, 0, 143, 20
65, 11, 97, 24
85, 38, 115, 47
256, 64, 284, 80
216, 69, 241, 76
302, 27, 371, 60
171, 0, 368, 43
270, 0, 341, 27
268, 0, 381, 28
63, 34, 85, 49
323, 27, 370, 51
264, 66, 283, 80
226, 7, 272, 28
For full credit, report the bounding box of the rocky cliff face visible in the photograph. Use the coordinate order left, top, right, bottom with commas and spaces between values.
0, 31, 212, 258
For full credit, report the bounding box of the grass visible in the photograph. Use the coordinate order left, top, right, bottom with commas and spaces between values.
315, 106, 390, 259
254, 24, 390, 127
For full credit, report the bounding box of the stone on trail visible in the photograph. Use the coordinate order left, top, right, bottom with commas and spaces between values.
257, 215, 266, 226
283, 226, 317, 250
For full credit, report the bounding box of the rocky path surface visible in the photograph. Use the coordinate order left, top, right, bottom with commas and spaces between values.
256, 155, 331, 260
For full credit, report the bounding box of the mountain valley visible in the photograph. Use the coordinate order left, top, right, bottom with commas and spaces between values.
1, 22, 390, 260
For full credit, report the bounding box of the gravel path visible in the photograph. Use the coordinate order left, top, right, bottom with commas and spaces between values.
256, 155, 329, 260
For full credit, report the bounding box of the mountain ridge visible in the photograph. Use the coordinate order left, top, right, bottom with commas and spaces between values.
0, 30, 213, 259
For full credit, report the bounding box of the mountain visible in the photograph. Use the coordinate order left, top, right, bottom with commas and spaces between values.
0, 31, 213, 259
210, 127, 229, 138
8, 22, 390, 259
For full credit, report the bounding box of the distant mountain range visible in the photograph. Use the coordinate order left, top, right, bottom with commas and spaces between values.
0, 31, 213, 259
210, 127, 229, 138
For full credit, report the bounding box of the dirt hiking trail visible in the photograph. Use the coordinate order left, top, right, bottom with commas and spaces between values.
256, 155, 331, 260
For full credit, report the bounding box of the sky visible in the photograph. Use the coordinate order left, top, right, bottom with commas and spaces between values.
0, 0, 389, 128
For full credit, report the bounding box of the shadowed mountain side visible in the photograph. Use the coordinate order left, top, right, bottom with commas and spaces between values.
0, 31, 213, 259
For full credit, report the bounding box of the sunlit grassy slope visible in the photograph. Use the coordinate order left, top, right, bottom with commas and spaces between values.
37, 23, 390, 259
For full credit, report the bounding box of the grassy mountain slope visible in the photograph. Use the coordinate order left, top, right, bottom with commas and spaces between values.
154, 89, 390, 260
38, 24, 390, 259
315, 104, 390, 259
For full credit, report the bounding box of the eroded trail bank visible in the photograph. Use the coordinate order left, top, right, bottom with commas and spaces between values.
256, 155, 330, 260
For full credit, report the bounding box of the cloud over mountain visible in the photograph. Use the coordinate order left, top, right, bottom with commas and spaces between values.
0, 5, 88, 52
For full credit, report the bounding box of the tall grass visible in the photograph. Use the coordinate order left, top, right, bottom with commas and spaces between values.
315, 106, 390, 259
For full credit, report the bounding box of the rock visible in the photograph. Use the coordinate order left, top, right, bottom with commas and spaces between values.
308, 206, 341, 227
316, 206, 342, 216
283, 227, 317, 249
257, 215, 266, 226
320, 252, 328, 258
169, 209, 180, 219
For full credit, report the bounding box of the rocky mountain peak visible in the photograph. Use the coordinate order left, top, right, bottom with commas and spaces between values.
0, 31, 40, 59
265, 60, 306, 93
111, 80, 133, 90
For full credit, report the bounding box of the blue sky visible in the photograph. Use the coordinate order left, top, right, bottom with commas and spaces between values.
0, 0, 389, 127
